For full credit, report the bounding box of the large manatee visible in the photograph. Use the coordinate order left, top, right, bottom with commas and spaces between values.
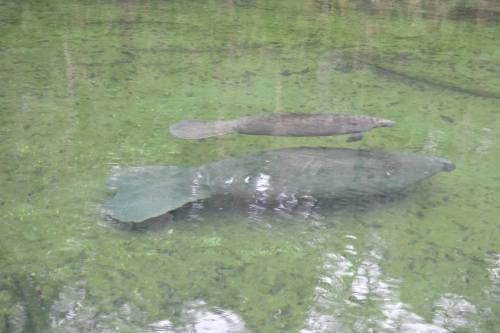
170, 113, 395, 141
103, 147, 454, 223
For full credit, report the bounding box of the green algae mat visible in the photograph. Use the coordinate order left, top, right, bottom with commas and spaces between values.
1, 0, 499, 332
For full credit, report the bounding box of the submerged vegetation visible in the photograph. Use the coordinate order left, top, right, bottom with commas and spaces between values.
0, 0, 499, 332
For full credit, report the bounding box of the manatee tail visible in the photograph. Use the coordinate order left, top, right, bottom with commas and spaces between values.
170, 119, 237, 139
103, 166, 212, 223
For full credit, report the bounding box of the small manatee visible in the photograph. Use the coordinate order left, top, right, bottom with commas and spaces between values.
170, 113, 395, 140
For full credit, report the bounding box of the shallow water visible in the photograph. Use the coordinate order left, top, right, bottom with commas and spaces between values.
0, 0, 499, 332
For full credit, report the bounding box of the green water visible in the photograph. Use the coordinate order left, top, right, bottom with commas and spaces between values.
1, 0, 499, 332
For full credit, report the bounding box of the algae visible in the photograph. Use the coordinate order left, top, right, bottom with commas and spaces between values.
0, 0, 499, 332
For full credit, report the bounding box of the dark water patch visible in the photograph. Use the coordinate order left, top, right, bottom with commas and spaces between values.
440, 115, 455, 123
280, 67, 311, 76
0, 19, 20, 26
80, 19, 197, 27
368, 61, 500, 99
126, 43, 265, 55
484, 67, 500, 75
105, 212, 174, 232
327, 46, 500, 104
120, 50, 135, 58
392, 35, 424, 40
76, 60, 133, 67
439, 6, 500, 22
234, 0, 273, 11
350, 0, 500, 24
0, 273, 52, 333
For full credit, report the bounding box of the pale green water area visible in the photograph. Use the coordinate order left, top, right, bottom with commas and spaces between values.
1, 0, 499, 332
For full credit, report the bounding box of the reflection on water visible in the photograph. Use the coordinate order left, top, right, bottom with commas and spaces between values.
50, 286, 90, 333
11, 246, 497, 332
49, 288, 250, 333
188, 172, 207, 221
248, 173, 271, 222
301, 235, 481, 333
348, 0, 500, 23
423, 130, 445, 155
146, 301, 249, 333
486, 252, 500, 284
1, 0, 499, 332
432, 294, 477, 331
476, 128, 494, 156
300, 251, 353, 332
485, 252, 500, 323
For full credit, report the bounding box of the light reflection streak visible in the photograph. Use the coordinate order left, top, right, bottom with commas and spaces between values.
301, 251, 354, 333
301, 237, 480, 333
476, 127, 493, 155
423, 130, 444, 154
49, 289, 250, 333
274, 192, 299, 218
486, 252, 500, 283
248, 173, 271, 222
432, 294, 477, 331
146, 300, 249, 333
43, 251, 491, 332
482, 251, 500, 330
188, 172, 205, 221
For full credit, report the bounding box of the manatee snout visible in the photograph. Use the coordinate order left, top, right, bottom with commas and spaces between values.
441, 159, 456, 172
375, 118, 396, 128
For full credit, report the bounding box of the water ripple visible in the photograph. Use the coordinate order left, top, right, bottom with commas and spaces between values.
301, 237, 480, 333
146, 300, 249, 333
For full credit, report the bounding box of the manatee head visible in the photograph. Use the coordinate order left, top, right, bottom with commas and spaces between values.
362, 150, 456, 195
439, 158, 456, 172
389, 153, 455, 189
373, 117, 396, 128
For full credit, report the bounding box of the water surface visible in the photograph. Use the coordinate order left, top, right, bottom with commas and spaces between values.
1, 0, 499, 332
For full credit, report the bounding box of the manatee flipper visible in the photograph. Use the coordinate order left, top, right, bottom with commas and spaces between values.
347, 132, 364, 142
170, 120, 238, 139
103, 166, 212, 223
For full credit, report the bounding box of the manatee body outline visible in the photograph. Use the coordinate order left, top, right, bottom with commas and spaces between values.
103, 147, 454, 223
169, 113, 395, 140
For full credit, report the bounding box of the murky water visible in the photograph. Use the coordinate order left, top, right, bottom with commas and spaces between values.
1, 0, 499, 332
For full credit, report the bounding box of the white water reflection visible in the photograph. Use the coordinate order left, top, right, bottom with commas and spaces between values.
486, 252, 500, 283
20, 249, 494, 333
50, 285, 114, 333
188, 172, 206, 221
146, 300, 249, 333
423, 130, 445, 154
483, 251, 500, 327
248, 173, 271, 221
32, 248, 497, 333
301, 251, 353, 333
476, 127, 493, 156
432, 294, 477, 331
49, 286, 249, 333
301, 236, 479, 333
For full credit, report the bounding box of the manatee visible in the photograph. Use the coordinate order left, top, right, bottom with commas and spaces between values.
169, 113, 395, 141
103, 147, 454, 223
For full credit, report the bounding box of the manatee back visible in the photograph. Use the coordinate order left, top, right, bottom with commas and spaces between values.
235, 113, 379, 136
200, 148, 453, 200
